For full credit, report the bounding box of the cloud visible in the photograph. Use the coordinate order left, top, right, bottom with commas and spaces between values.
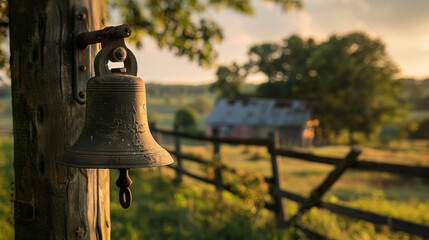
292, 11, 327, 39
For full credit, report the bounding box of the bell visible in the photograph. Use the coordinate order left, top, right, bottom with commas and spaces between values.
60, 36, 173, 208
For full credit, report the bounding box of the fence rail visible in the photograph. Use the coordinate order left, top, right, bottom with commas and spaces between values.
151, 127, 429, 239
275, 149, 429, 178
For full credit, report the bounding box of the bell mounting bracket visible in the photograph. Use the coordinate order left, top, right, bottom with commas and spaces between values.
73, 6, 132, 104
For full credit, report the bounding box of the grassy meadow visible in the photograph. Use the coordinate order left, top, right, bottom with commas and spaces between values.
0, 89, 428, 239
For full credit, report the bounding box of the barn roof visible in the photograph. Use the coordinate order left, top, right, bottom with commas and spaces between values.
206, 98, 312, 127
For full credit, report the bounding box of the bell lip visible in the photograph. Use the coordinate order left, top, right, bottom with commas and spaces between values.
59, 149, 174, 169
57, 160, 173, 169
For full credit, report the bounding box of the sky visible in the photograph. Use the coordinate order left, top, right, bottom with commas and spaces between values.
127, 0, 429, 85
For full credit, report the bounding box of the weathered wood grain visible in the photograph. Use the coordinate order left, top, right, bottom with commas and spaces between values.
10, 0, 110, 239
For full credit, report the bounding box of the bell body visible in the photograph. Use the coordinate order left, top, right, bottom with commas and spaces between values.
61, 74, 173, 168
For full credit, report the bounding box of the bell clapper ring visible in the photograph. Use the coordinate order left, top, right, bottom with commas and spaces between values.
116, 169, 133, 209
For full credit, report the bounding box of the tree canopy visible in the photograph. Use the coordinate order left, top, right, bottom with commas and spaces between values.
174, 106, 199, 131
213, 32, 403, 143
305, 32, 401, 141
210, 63, 246, 98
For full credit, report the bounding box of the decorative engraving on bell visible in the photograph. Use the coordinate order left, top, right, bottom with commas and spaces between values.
60, 38, 173, 169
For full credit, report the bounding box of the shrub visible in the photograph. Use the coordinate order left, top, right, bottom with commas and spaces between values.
174, 106, 199, 132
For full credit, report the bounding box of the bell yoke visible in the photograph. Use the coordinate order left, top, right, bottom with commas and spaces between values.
59, 24, 173, 209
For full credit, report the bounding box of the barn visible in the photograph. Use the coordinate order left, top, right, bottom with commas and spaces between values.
206, 98, 318, 147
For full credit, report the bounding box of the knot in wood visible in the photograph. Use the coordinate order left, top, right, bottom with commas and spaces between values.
75, 226, 85, 238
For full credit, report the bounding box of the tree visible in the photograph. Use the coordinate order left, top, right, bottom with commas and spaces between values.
189, 95, 213, 114
248, 35, 316, 83
306, 32, 402, 143
9, 0, 301, 238
210, 63, 246, 98
10, 1, 110, 239
174, 106, 199, 131
245, 35, 317, 98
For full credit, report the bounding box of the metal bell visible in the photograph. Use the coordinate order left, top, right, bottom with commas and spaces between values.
60, 36, 173, 208
61, 47, 172, 169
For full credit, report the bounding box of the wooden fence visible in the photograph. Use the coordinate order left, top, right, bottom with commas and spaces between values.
151, 126, 429, 239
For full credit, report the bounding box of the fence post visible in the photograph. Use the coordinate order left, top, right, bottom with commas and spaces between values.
268, 130, 285, 226
174, 124, 183, 183
212, 127, 223, 200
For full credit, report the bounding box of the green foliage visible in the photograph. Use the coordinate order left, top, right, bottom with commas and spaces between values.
409, 119, 429, 139
148, 112, 161, 125
174, 106, 199, 130
110, 170, 294, 240
247, 149, 270, 161
110, 0, 302, 66
248, 35, 317, 85
256, 80, 296, 99
188, 95, 213, 114
0, 137, 14, 240
415, 96, 429, 110
210, 63, 246, 98
307, 32, 402, 142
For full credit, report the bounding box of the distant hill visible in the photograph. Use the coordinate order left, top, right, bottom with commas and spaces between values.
145, 83, 257, 98
0, 87, 11, 98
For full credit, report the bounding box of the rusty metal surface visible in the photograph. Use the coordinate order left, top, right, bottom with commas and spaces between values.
73, 14, 132, 104
73, 6, 92, 104
77, 24, 131, 50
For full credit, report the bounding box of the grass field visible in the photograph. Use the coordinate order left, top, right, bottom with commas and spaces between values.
1, 133, 427, 239
123, 96, 429, 238
155, 141, 429, 239
0, 93, 428, 239
147, 95, 215, 130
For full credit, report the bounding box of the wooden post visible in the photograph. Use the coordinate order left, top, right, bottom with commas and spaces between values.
212, 127, 223, 200
174, 124, 183, 183
268, 131, 285, 226
10, 0, 110, 239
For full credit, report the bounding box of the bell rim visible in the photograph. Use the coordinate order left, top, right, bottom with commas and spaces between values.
57, 160, 173, 169
59, 149, 174, 169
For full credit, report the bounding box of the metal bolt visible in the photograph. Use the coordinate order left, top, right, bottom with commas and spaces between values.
111, 47, 127, 62
79, 91, 87, 99
79, 65, 87, 72
77, 13, 87, 20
